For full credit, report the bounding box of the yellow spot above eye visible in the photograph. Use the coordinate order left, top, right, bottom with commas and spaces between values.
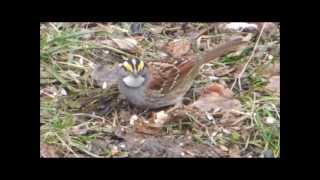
123, 61, 133, 72
137, 61, 144, 72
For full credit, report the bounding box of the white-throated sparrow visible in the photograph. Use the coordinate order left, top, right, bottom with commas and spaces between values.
116, 36, 248, 109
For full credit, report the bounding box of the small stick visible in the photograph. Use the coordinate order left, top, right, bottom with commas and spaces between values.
70, 142, 103, 158
94, 43, 138, 59
231, 23, 266, 91
49, 23, 61, 33
191, 24, 216, 40
55, 132, 79, 157
73, 113, 108, 124
270, 103, 280, 120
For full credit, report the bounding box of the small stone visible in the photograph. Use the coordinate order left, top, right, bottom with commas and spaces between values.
60, 88, 67, 96
222, 128, 231, 135
119, 144, 126, 149
265, 116, 276, 124
79, 57, 84, 65
219, 145, 229, 152
102, 82, 107, 89
129, 115, 138, 125
111, 145, 119, 155
263, 150, 274, 158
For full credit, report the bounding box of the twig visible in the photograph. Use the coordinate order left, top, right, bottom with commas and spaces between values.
242, 134, 251, 152
70, 142, 103, 158
231, 23, 266, 91
56, 62, 87, 69
73, 113, 108, 124
49, 23, 61, 33
191, 24, 216, 40
112, 111, 118, 128
186, 113, 206, 129
55, 132, 79, 157
73, 54, 93, 63
270, 103, 280, 120
251, 92, 257, 127
230, 109, 251, 116
231, 115, 250, 126
95, 44, 138, 59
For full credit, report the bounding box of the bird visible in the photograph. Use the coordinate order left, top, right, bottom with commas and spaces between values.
116, 36, 248, 109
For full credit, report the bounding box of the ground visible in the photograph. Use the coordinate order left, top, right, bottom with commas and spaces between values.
40, 22, 280, 158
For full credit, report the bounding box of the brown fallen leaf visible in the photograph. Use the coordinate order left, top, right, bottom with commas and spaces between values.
229, 145, 241, 158
257, 22, 279, 38
111, 145, 120, 156
219, 145, 229, 152
101, 37, 142, 54
163, 38, 191, 58
192, 83, 241, 112
133, 111, 170, 135
100, 39, 118, 48
133, 117, 161, 135
150, 26, 164, 34
261, 63, 280, 78
214, 66, 236, 77
112, 38, 142, 54
201, 83, 234, 98
71, 123, 89, 135
266, 75, 280, 94
40, 143, 60, 158
152, 111, 169, 128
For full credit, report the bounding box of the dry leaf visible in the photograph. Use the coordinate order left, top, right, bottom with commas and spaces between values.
191, 83, 240, 112
71, 123, 89, 135
133, 117, 161, 135
257, 22, 279, 38
219, 145, 229, 152
266, 75, 280, 94
262, 63, 280, 78
129, 115, 139, 125
101, 39, 118, 47
101, 37, 142, 54
134, 123, 162, 135
201, 83, 234, 98
112, 38, 142, 54
214, 66, 236, 77
150, 26, 164, 34
163, 39, 191, 58
111, 145, 119, 156
133, 111, 171, 135
40, 143, 60, 158
229, 145, 241, 158
153, 111, 169, 127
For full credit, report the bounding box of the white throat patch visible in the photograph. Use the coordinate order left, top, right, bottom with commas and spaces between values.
122, 75, 145, 88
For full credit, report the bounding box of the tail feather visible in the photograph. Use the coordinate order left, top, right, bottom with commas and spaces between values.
201, 37, 248, 64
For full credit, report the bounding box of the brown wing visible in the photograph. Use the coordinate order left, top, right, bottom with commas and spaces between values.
146, 56, 197, 95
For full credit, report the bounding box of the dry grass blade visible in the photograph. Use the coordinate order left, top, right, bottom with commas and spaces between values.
231, 23, 267, 91
55, 132, 79, 157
